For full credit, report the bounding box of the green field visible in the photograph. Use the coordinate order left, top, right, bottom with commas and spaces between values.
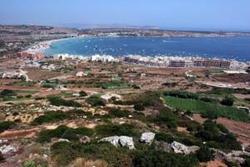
164, 96, 250, 122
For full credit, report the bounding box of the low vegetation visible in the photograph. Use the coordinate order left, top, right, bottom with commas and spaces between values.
164, 96, 250, 122
37, 125, 94, 143
32, 112, 69, 125
86, 95, 105, 107
95, 124, 138, 137
0, 89, 17, 97
48, 96, 81, 107
133, 149, 199, 167
195, 120, 241, 150
196, 145, 214, 162
0, 121, 16, 133
51, 141, 199, 167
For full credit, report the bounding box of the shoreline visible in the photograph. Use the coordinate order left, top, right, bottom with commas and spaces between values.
23, 35, 250, 70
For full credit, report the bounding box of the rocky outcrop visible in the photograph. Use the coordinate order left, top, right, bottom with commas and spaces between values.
0, 145, 17, 155
214, 149, 250, 165
140, 132, 155, 145
99, 136, 135, 150
171, 141, 199, 155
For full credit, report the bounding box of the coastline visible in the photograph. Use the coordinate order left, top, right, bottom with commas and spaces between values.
23, 35, 250, 70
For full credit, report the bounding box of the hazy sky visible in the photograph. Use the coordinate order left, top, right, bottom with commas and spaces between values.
0, 0, 250, 31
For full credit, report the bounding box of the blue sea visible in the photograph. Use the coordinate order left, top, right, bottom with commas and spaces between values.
44, 36, 250, 61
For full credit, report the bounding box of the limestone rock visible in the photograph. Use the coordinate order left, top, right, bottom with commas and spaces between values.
171, 141, 199, 155
140, 132, 155, 145
99, 136, 135, 150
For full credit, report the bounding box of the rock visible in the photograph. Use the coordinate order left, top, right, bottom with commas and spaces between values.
0, 139, 8, 144
119, 136, 135, 150
57, 138, 70, 143
76, 71, 84, 77
79, 136, 91, 144
171, 141, 199, 155
140, 132, 155, 145
99, 136, 135, 150
0, 145, 17, 154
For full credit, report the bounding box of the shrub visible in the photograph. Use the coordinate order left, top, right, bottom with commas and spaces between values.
241, 157, 250, 167
79, 91, 88, 97
95, 124, 137, 137
86, 95, 105, 107
164, 90, 199, 100
221, 96, 234, 106
51, 142, 132, 167
196, 145, 214, 162
246, 67, 250, 73
0, 121, 16, 133
134, 103, 145, 111
22, 160, 37, 167
153, 110, 178, 129
0, 89, 17, 97
201, 110, 218, 120
48, 96, 81, 107
37, 125, 93, 143
132, 84, 141, 89
195, 120, 241, 150
32, 112, 69, 125
132, 149, 199, 167
186, 121, 202, 132
155, 132, 174, 143
109, 108, 129, 118
0, 152, 4, 162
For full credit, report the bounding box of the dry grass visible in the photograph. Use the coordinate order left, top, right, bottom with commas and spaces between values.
71, 158, 108, 167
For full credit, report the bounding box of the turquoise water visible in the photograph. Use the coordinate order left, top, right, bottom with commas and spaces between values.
45, 36, 250, 61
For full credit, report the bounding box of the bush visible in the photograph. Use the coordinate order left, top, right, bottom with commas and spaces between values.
51, 142, 132, 167
164, 90, 199, 100
195, 120, 241, 150
155, 132, 174, 143
86, 95, 105, 107
37, 125, 93, 143
109, 108, 129, 118
95, 124, 137, 137
48, 96, 81, 107
196, 145, 214, 162
201, 110, 218, 120
134, 103, 145, 111
132, 149, 198, 167
241, 157, 250, 167
0, 152, 4, 162
22, 160, 38, 167
0, 89, 17, 97
32, 112, 69, 125
79, 91, 88, 97
0, 121, 16, 133
153, 110, 178, 129
221, 96, 234, 106
246, 67, 250, 73
186, 121, 202, 132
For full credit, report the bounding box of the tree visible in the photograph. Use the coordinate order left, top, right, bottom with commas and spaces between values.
0, 89, 17, 97
241, 157, 250, 167
86, 95, 105, 107
0, 121, 16, 133
0, 40, 5, 48
0, 152, 4, 162
246, 67, 250, 73
196, 145, 214, 162
79, 91, 87, 97
134, 103, 145, 111
221, 96, 234, 106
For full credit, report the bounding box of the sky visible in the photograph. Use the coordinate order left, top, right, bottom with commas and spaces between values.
0, 0, 250, 31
